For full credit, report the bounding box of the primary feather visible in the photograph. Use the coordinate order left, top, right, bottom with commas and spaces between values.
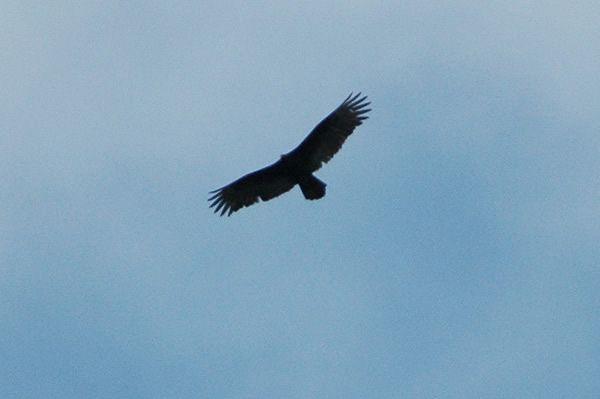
209, 93, 371, 216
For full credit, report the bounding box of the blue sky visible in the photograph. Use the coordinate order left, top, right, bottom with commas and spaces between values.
2, 1, 599, 398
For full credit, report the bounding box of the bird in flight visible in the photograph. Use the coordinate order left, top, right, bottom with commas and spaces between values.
209, 92, 371, 216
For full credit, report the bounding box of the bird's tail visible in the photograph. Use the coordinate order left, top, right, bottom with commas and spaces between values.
299, 175, 326, 200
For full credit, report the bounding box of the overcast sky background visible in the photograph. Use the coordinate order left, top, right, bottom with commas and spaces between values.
2, 1, 599, 398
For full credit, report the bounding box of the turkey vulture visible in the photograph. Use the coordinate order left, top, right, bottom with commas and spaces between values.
209, 92, 371, 216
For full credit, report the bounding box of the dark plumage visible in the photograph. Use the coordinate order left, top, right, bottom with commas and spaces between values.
209, 93, 371, 216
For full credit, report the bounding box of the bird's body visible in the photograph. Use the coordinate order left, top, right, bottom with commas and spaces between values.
209, 93, 371, 216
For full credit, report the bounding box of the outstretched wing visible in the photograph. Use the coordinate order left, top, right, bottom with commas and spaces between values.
208, 161, 296, 216
285, 93, 371, 172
